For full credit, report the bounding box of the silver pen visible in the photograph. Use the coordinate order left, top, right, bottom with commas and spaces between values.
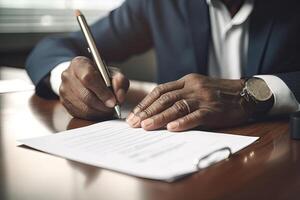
75, 9, 121, 119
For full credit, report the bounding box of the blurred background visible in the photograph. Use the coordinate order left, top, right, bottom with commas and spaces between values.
0, 0, 156, 82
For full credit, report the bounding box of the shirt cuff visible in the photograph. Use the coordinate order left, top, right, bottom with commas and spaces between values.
50, 61, 71, 96
254, 75, 300, 115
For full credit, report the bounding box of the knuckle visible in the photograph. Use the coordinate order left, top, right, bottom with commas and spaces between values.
142, 108, 153, 118
194, 110, 207, 122
193, 80, 205, 90
157, 94, 169, 107
178, 116, 190, 126
81, 71, 94, 86
112, 71, 123, 79
113, 73, 130, 90
137, 102, 144, 109
184, 73, 199, 81
109, 66, 121, 76
151, 87, 161, 99
157, 93, 177, 107
85, 63, 95, 72
173, 101, 188, 113
72, 56, 90, 64
179, 116, 188, 124
158, 112, 167, 123
151, 84, 167, 98
180, 111, 200, 124
189, 111, 200, 121
61, 70, 69, 82
133, 103, 145, 114
71, 57, 94, 73
184, 74, 206, 89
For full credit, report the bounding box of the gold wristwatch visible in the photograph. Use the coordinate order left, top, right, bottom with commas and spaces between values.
240, 77, 274, 117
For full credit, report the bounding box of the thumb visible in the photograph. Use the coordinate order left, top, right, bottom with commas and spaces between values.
112, 71, 130, 104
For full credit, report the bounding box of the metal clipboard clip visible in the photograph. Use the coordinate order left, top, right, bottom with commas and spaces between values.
195, 147, 232, 170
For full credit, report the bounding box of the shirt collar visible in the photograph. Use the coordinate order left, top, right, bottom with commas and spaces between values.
206, 0, 254, 26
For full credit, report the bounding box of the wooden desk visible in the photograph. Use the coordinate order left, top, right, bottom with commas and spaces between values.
1, 67, 300, 200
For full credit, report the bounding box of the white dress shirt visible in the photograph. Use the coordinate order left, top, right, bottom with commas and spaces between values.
50, 0, 300, 115
207, 0, 299, 114
50, 61, 70, 95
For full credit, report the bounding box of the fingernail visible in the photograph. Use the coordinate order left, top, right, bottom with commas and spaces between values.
130, 115, 141, 127
167, 122, 179, 130
105, 98, 116, 108
126, 113, 134, 122
141, 118, 154, 128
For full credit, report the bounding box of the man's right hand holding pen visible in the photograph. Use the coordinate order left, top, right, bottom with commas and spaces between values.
59, 56, 129, 120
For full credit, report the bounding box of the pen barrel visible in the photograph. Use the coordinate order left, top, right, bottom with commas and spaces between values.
76, 15, 112, 87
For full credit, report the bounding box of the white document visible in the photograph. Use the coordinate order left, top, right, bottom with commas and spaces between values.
0, 79, 34, 93
19, 120, 258, 182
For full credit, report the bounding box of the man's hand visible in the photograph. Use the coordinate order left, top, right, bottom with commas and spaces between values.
126, 74, 248, 131
59, 56, 129, 120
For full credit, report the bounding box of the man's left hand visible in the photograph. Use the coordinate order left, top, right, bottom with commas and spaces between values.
126, 74, 249, 131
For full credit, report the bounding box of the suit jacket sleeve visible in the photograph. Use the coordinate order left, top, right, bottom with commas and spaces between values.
273, 1, 300, 103
276, 72, 300, 103
25, 0, 152, 98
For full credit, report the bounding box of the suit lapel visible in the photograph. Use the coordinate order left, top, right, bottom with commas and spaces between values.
185, 0, 211, 75
184, 0, 275, 77
246, 0, 275, 76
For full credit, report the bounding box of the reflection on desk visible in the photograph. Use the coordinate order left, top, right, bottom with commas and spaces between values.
0, 67, 300, 200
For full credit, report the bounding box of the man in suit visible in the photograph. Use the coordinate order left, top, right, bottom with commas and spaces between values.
26, 0, 300, 131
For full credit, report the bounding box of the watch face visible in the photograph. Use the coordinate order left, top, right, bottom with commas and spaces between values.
247, 78, 273, 101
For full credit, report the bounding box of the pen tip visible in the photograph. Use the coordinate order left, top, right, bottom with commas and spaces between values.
114, 105, 122, 119
75, 9, 82, 17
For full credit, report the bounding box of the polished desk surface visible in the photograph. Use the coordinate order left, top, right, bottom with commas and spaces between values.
1, 67, 300, 200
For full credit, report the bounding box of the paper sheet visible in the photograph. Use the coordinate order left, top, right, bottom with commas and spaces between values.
19, 120, 258, 182
0, 79, 34, 93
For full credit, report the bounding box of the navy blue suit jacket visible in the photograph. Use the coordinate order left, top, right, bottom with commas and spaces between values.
26, 0, 300, 101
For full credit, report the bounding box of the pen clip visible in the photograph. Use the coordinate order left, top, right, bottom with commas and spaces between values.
195, 147, 232, 170
103, 59, 112, 79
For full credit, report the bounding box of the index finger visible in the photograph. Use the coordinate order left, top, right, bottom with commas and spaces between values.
72, 58, 116, 107
132, 80, 184, 114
